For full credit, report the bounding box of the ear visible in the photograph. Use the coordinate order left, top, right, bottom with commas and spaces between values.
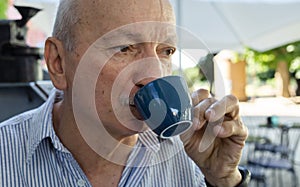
44, 37, 67, 90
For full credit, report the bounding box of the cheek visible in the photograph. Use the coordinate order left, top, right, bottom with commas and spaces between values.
160, 60, 172, 75
166, 65, 172, 75
95, 72, 115, 104
94, 64, 123, 111
94, 81, 116, 124
97, 61, 121, 87
110, 53, 137, 64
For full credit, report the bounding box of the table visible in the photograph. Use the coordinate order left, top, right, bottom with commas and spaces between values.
259, 123, 300, 146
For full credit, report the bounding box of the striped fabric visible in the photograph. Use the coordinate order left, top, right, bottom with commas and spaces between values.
0, 89, 205, 187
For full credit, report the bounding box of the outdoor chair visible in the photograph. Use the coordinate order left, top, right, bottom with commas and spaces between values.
243, 135, 270, 187
247, 130, 300, 187
254, 142, 290, 158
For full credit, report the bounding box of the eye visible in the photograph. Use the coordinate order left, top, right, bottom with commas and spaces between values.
113, 45, 131, 53
163, 48, 176, 57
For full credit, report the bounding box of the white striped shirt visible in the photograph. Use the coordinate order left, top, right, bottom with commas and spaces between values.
0, 89, 205, 187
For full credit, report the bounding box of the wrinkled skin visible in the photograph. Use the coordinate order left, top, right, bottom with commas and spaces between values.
182, 89, 248, 186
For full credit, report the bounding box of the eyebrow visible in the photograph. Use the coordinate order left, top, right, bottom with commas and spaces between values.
98, 29, 177, 49
98, 31, 141, 48
122, 32, 177, 46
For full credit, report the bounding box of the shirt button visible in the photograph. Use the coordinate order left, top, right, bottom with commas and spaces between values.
77, 179, 86, 187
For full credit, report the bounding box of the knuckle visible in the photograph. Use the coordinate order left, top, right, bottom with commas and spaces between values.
241, 122, 249, 137
226, 94, 238, 103
191, 89, 210, 105
206, 97, 217, 105
197, 88, 210, 95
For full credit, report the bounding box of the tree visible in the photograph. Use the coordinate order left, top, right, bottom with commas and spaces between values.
244, 41, 300, 97
0, 0, 8, 19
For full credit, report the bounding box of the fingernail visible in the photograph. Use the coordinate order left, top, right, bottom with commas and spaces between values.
207, 109, 215, 122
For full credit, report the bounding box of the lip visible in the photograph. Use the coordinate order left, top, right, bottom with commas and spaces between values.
129, 86, 144, 120
129, 85, 141, 106
129, 104, 144, 120
129, 97, 135, 106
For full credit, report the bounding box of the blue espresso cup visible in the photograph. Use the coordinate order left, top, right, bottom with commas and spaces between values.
134, 75, 193, 138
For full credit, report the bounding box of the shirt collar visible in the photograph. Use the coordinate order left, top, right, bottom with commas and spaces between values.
138, 130, 175, 153
26, 89, 69, 163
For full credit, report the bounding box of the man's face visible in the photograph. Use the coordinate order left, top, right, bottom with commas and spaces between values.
69, 0, 177, 139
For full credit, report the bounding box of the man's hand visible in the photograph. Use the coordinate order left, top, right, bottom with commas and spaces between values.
181, 89, 248, 187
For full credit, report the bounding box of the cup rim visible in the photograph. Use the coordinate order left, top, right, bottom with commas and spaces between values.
136, 75, 183, 93
160, 120, 193, 139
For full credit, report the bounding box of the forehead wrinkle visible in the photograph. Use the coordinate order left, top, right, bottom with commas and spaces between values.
106, 33, 176, 48
98, 0, 174, 26
77, 0, 175, 45
98, 31, 143, 48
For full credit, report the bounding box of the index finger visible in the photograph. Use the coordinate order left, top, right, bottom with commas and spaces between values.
205, 95, 239, 122
191, 89, 210, 106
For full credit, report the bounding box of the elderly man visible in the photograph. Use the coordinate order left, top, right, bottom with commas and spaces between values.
0, 0, 249, 186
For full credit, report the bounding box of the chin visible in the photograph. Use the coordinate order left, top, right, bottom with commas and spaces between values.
106, 119, 148, 139
125, 119, 149, 134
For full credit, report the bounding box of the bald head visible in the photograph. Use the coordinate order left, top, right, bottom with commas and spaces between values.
52, 0, 175, 51
83, 0, 175, 27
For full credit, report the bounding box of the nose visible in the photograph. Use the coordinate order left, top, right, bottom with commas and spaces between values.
135, 76, 158, 88
133, 44, 165, 87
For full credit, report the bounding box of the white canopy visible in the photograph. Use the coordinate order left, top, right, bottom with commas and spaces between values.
12, 0, 300, 53
171, 0, 300, 52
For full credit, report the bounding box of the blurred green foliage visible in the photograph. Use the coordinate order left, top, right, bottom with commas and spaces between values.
182, 67, 201, 89
0, 0, 8, 19
174, 66, 209, 92
244, 41, 300, 80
